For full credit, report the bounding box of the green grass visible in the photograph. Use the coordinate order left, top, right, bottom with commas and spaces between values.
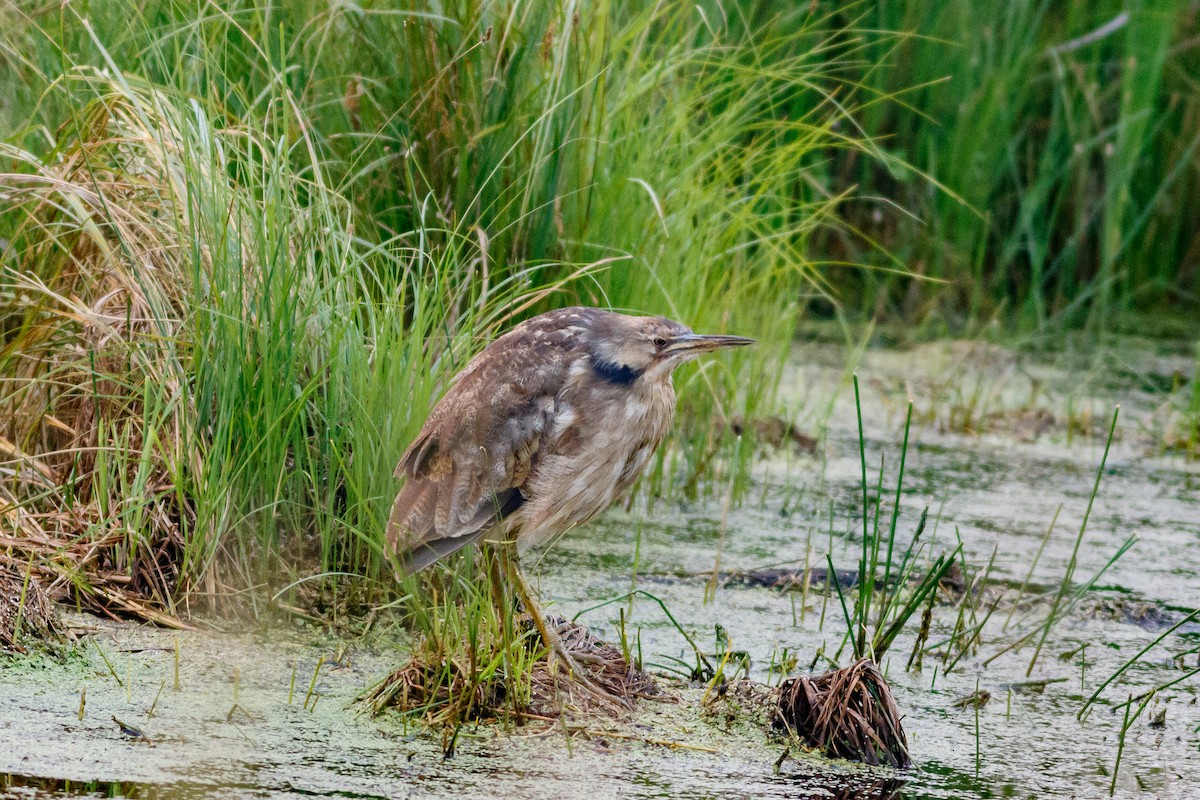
827, 380, 959, 665
0, 1, 889, 618
833, 1, 1200, 333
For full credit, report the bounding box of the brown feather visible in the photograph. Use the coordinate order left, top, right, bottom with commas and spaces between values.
385, 306, 749, 576
386, 308, 589, 572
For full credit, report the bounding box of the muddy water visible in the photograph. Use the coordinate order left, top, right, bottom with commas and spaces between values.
0, 621, 832, 799
2, 338, 1198, 798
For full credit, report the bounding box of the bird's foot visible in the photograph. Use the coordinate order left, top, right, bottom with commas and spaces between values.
546, 640, 633, 711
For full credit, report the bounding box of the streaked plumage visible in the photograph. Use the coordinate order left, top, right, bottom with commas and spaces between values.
387, 306, 751, 573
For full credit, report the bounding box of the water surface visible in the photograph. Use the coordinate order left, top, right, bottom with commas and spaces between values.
2, 338, 1197, 798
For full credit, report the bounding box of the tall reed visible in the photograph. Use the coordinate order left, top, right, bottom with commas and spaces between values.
836, 1, 1200, 331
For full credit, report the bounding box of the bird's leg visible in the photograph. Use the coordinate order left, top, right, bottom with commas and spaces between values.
500, 546, 631, 709
500, 545, 570, 661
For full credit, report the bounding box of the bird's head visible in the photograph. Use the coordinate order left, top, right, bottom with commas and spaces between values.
585, 311, 754, 383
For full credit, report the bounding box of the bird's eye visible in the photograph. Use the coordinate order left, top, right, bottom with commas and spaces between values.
653, 337, 667, 349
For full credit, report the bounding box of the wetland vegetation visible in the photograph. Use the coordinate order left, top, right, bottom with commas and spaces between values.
1, 1, 1198, 798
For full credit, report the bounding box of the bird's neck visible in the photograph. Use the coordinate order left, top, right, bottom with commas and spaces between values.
588, 352, 642, 386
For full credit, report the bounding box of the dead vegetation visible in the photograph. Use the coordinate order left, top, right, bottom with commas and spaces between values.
773, 658, 910, 769
721, 414, 818, 452
0, 561, 64, 652
0, 523, 188, 630
363, 615, 661, 727
0, 84, 205, 628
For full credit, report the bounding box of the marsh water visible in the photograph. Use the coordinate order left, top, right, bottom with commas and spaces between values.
2, 336, 1198, 799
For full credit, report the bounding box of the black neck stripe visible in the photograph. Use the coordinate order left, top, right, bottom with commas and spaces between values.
591, 356, 640, 385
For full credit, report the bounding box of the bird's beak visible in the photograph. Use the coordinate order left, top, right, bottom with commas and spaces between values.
666, 332, 756, 356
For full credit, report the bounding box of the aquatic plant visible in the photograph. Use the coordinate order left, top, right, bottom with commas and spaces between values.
774, 378, 957, 767
835, 2, 1200, 331
980, 408, 1134, 672
835, 378, 960, 664
1080, 607, 1200, 722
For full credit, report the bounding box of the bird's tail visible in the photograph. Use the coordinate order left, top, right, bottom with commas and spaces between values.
385, 483, 489, 577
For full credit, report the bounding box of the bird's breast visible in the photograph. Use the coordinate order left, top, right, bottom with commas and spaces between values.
509, 376, 675, 548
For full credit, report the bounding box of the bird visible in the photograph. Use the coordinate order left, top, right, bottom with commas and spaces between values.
386, 306, 753, 701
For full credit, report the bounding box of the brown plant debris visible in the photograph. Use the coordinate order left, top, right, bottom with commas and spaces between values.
363, 616, 661, 725
0, 561, 64, 652
721, 415, 818, 452
0, 518, 189, 630
773, 658, 910, 768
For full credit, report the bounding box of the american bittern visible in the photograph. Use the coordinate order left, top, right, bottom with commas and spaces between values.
387, 306, 753, 703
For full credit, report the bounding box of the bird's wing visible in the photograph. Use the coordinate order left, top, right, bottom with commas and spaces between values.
386, 313, 579, 573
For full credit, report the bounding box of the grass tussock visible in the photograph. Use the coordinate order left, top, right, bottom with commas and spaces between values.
367, 549, 660, 730
364, 614, 660, 728
766, 384, 956, 767
773, 657, 909, 769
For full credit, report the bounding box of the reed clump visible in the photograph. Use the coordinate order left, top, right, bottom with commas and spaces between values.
773, 657, 909, 769
771, 382, 955, 767
364, 614, 660, 726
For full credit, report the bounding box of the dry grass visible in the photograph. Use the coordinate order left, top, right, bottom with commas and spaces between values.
773, 658, 910, 769
363, 615, 661, 726
1, 84, 201, 627
0, 561, 64, 652
0, 523, 187, 629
